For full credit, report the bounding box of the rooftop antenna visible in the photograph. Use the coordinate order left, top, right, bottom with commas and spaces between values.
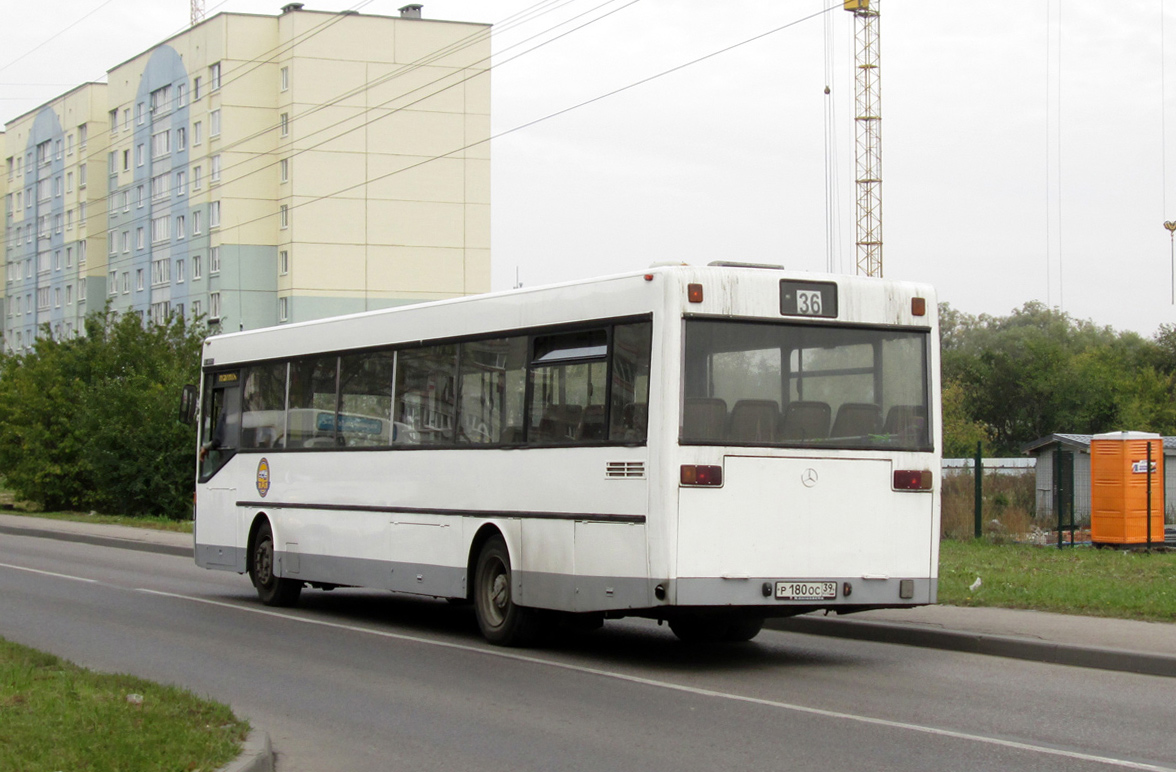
191, 0, 205, 26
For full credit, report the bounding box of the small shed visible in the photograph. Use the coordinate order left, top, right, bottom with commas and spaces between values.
1021, 433, 1176, 524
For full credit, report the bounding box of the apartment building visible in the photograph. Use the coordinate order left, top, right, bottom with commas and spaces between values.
4, 4, 490, 348
3, 84, 107, 348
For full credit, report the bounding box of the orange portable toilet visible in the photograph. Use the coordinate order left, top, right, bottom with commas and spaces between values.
1090, 431, 1166, 546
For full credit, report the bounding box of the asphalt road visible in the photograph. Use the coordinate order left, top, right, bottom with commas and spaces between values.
1, 532, 1174, 772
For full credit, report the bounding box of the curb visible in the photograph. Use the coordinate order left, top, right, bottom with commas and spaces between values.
767, 615, 1176, 678
0, 524, 191, 558
217, 729, 273, 772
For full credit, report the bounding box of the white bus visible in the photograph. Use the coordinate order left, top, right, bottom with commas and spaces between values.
194, 264, 941, 645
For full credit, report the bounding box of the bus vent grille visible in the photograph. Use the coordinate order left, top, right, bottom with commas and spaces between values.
606, 461, 646, 479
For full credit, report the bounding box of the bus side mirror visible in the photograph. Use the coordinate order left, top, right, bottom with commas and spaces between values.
179, 384, 198, 425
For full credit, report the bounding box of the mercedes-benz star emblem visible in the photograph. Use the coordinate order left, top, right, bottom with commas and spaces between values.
801, 468, 819, 488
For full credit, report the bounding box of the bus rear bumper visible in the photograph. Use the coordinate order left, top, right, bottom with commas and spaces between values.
673, 576, 936, 609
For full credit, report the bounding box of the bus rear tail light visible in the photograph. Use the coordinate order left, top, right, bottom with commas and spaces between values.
681, 464, 722, 486
893, 470, 932, 491
911, 297, 927, 316
687, 283, 704, 303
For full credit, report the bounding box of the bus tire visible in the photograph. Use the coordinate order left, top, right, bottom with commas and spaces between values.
724, 615, 765, 642
250, 520, 302, 607
473, 535, 537, 646
668, 613, 727, 644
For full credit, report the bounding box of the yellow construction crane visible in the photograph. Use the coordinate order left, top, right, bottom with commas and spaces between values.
845, 0, 882, 277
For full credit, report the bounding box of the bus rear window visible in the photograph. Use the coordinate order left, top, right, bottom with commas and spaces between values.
682, 319, 931, 451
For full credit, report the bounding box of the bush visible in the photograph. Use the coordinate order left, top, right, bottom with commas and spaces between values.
0, 310, 204, 519
941, 469, 1036, 540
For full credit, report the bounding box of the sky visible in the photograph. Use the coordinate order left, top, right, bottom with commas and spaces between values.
3, 0, 1175, 336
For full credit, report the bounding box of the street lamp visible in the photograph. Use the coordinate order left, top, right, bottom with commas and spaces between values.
1166, 221, 1176, 304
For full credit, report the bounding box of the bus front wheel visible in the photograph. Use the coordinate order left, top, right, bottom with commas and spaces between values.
250, 520, 302, 607
473, 535, 537, 646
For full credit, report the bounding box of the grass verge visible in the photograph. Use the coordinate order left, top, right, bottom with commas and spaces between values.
0, 509, 193, 534
0, 637, 247, 772
939, 539, 1176, 623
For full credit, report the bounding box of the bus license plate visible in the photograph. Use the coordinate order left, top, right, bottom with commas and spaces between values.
775, 581, 837, 601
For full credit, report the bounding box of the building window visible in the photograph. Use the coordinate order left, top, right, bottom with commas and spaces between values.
280, 66, 289, 91
122, 190, 130, 212
121, 149, 129, 171
66, 284, 73, 305
136, 227, 144, 250
280, 112, 289, 137
151, 215, 169, 243
54, 287, 61, 308
193, 165, 202, 190
108, 270, 117, 295
210, 292, 221, 320
79, 280, 86, 300
151, 173, 170, 201
54, 214, 62, 234
54, 176, 62, 197
279, 205, 288, 229
135, 102, 144, 125
149, 85, 172, 115
79, 240, 87, 264
37, 287, 50, 311
192, 209, 203, 234
193, 76, 202, 100
136, 185, 145, 208
177, 127, 186, 151
136, 144, 144, 167
53, 250, 62, 270
176, 170, 186, 196
192, 299, 201, 319
279, 296, 288, 322
193, 254, 203, 279
136, 269, 144, 291
79, 164, 87, 187
152, 258, 170, 286
66, 210, 74, 230
121, 230, 130, 253
55, 140, 63, 160
177, 83, 187, 107
177, 259, 186, 283
193, 121, 202, 145
279, 250, 288, 275
210, 62, 221, 91
210, 109, 221, 137
210, 246, 221, 273
109, 109, 118, 132
211, 155, 221, 183
66, 246, 73, 267
78, 123, 88, 149
176, 215, 185, 239
122, 108, 130, 132
280, 158, 289, 183
79, 202, 87, 225
150, 130, 170, 158
210, 201, 221, 228
66, 171, 74, 193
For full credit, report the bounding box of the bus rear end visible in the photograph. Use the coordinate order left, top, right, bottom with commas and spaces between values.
665, 268, 939, 638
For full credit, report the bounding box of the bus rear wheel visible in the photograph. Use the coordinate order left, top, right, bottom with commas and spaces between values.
250, 520, 302, 607
473, 535, 537, 646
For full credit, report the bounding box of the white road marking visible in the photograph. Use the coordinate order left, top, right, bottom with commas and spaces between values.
132, 587, 1175, 772
0, 561, 100, 583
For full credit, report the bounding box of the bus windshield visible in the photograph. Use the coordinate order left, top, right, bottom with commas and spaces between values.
681, 319, 932, 451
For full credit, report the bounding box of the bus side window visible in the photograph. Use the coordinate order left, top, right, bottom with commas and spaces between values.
609, 322, 652, 442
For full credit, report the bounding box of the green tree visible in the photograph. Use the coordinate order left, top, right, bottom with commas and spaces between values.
0, 310, 204, 518
939, 301, 1160, 455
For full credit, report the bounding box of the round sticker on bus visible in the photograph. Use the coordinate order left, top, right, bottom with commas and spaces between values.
256, 458, 271, 498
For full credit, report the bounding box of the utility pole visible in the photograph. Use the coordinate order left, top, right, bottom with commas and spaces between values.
1166, 220, 1176, 304
845, 0, 883, 277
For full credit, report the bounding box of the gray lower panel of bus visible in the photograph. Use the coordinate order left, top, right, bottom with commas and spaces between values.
197, 542, 936, 613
